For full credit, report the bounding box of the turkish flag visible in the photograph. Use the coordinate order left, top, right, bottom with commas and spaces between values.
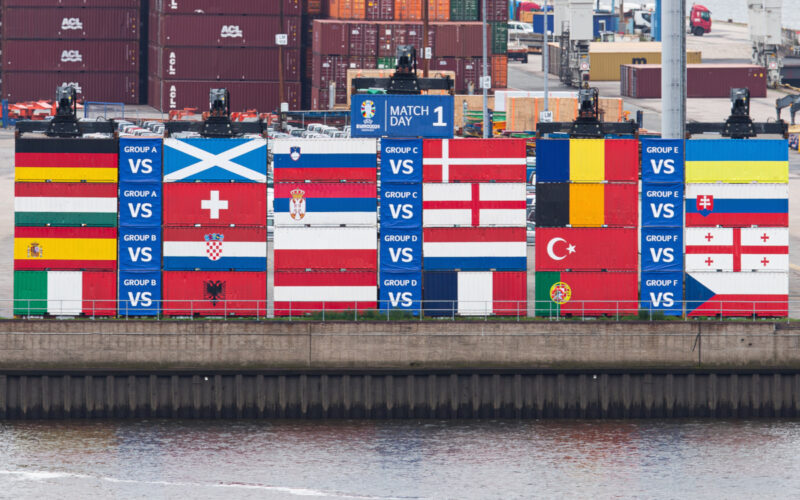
535, 227, 637, 271
163, 183, 267, 226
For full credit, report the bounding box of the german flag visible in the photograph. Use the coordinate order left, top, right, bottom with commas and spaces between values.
686, 139, 788, 183
535, 183, 637, 227
15, 137, 118, 182
536, 138, 639, 183
14, 227, 117, 270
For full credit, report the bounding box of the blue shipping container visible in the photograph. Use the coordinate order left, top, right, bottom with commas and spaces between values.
163, 138, 268, 182
118, 270, 162, 316
118, 227, 162, 271
119, 138, 162, 184
641, 227, 683, 272
641, 138, 684, 183
380, 183, 422, 230
380, 228, 422, 272
640, 272, 683, 316
422, 270, 457, 316
379, 271, 422, 312
642, 182, 683, 227
381, 139, 423, 183
119, 183, 162, 227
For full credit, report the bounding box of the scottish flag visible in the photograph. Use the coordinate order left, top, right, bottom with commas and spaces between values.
163, 138, 267, 182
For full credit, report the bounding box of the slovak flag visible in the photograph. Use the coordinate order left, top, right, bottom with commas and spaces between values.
685, 184, 788, 227
423, 139, 527, 183
272, 138, 377, 182
422, 227, 526, 271
273, 183, 377, 226
685, 227, 788, 272
423, 183, 527, 227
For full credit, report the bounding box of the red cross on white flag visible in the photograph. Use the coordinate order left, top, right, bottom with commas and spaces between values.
685, 227, 788, 272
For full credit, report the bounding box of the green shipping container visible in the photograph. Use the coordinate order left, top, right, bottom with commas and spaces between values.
14, 270, 48, 315
491, 21, 508, 55
534, 271, 562, 317
377, 57, 395, 69
450, 0, 479, 21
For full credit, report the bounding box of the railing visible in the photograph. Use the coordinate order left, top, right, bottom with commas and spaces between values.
6, 299, 797, 322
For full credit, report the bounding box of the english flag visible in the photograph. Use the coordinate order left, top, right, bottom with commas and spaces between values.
423, 139, 527, 183
685, 227, 788, 272
535, 228, 637, 271
162, 183, 267, 226
422, 227, 526, 271
422, 183, 526, 227
685, 184, 788, 227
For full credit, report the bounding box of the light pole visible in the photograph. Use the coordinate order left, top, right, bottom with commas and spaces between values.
482, 0, 489, 138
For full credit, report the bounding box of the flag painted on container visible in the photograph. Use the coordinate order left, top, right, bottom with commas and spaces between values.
274, 182, 377, 226
642, 183, 683, 227
15, 137, 118, 182
422, 183, 526, 227
163, 183, 266, 226
13, 270, 116, 316
14, 226, 116, 271
685, 183, 788, 227
423, 227, 526, 270
535, 138, 638, 183
686, 272, 788, 317
641, 227, 683, 272
422, 139, 527, 183
641, 138, 684, 183
118, 271, 161, 316
380, 183, 422, 229
272, 138, 377, 182
162, 271, 267, 317
535, 227, 637, 271
381, 139, 423, 183
423, 270, 526, 317
118, 227, 161, 271
119, 184, 162, 227
163, 227, 267, 271
685, 139, 788, 183
14, 183, 117, 227
163, 138, 267, 182
534, 271, 638, 317
274, 226, 377, 270
535, 182, 637, 227
380, 228, 422, 272
273, 270, 377, 316
640, 272, 683, 316
379, 271, 422, 312
685, 227, 788, 272
119, 138, 162, 183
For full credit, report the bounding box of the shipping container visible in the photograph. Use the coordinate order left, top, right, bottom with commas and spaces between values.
423, 270, 526, 316
149, 78, 301, 111
684, 227, 788, 273
15, 137, 118, 183
163, 226, 267, 272
534, 271, 638, 317
486, 0, 509, 21
535, 227, 637, 271
349, 23, 380, 57
14, 270, 116, 316
5, 0, 139, 5
422, 227, 526, 270
163, 137, 267, 183
14, 226, 117, 271
423, 138, 527, 183
312, 20, 351, 55
162, 271, 267, 316
366, 0, 395, 20
490, 21, 508, 54
620, 64, 768, 98
272, 138, 378, 183
273, 270, 377, 315
685, 139, 788, 184
149, 46, 300, 81
491, 54, 508, 89
534, 182, 637, 227
3, 40, 139, 71
14, 182, 118, 227
275, 182, 378, 226
395, 0, 422, 20
274, 226, 378, 270
151, 14, 300, 47
422, 183, 527, 227
3, 71, 139, 104
151, 0, 300, 15
2, 7, 139, 40
162, 183, 267, 226
686, 272, 788, 317
685, 183, 788, 227
450, 0, 479, 21
536, 138, 639, 183
329, 0, 367, 19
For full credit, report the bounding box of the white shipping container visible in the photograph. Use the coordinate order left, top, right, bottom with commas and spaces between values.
274, 226, 377, 250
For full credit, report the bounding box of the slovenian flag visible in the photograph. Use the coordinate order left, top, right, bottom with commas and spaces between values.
14, 270, 116, 316
423, 138, 527, 183
163, 227, 267, 271
535, 138, 639, 182
685, 184, 788, 227
274, 226, 377, 270
272, 138, 377, 182
273, 270, 377, 315
163, 138, 267, 183
422, 183, 527, 227
423, 270, 526, 316
686, 139, 788, 183
686, 272, 788, 317
15, 182, 118, 227
273, 182, 377, 226
685, 227, 788, 272
15, 137, 118, 183
422, 227, 526, 271
14, 227, 117, 271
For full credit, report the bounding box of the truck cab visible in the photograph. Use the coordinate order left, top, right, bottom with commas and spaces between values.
690, 4, 711, 36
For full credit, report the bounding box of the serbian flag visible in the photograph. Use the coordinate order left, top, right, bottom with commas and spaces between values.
686, 272, 788, 317
685, 184, 788, 227
423, 183, 526, 227
274, 182, 377, 226
423, 270, 526, 316
15, 137, 118, 183
163, 227, 267, 271
685, 227, 788, 272
274, 270, 377, 315
423, 227, 526, 270
535, 227, 637, 271
14, 227, 116, 271
272, 138, 377, 182
14, 270, 116, 316
423, 139, 527, 183
274, 226, 377, 270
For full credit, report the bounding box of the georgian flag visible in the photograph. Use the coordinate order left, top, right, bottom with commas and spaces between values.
685, 227, 788, 272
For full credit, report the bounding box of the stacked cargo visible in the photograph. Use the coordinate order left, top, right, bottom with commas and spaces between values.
684, 139, 789, 317
422, 138, 527, 316
272, 139, 379, 315
620, 64, 768, 98
2, 0, 142, 103
161, 137, 268, 316
534, 139, 639, 317
148, 0, 302, 112
13, 137, 119, 316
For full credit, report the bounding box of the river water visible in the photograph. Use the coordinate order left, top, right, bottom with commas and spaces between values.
2, 419, 800, 499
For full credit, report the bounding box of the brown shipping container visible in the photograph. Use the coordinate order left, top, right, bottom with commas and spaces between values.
312, 20, 350, 55
2, 8, 139, 40
149, 78, 301, 112
149, 46, 300, 81
4, 0, 139, 6
311, 85, 347, 109
486, 0, 509, 21
3, 40, 138, 72
153, 15, 300, 47
349, 23, 379, 57
460, 23, 483, 58
366, 0, 395, 20
3, 71, 139, 103
620, 63, 768, 98
151, 0, 300, 15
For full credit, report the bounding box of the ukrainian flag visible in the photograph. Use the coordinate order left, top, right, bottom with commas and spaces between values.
685, 139, 788, 183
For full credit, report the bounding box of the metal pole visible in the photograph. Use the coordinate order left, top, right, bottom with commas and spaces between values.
543, 0, 549, 111
423, 0, 430, 77
661, 0, 685, 138
482, 0, 489, 138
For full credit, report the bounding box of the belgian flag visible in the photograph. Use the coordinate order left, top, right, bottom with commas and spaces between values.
534, 183, 637, 227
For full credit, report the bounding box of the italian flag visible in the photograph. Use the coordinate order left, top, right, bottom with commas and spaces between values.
15, 183, 118, 227
14, 271, 116, 316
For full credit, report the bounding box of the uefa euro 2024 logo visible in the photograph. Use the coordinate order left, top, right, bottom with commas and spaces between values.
361, 100, 376, 121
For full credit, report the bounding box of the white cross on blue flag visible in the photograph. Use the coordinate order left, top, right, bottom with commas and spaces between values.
163, 138, 268, 182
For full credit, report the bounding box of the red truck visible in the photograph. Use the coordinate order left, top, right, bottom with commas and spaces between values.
689, 4, 711, 36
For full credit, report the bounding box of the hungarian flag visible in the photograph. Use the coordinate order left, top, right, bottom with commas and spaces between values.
15, 137, 118, 182
14, 270, 116, 316
685, 227, 788, 272
422, 138, 526, 183
273, 270, 377, 316
423, 270, 526, 316
162, 271, 267, 317
535, 182, 637, 227
536, 138, 638, 182
534, 271, 638, 317
685, 183, 788, 227
272, 138, 377, 182
162, 183, 266, 226
273, 182, 377, 226
15, 182, 118, 227
422, 183, 526, 227
422, 227, 526, 271
163, 226, 267, 271
685, 139, 788, 183
274, 226, 377, 270
163, 138, 267, 182
535, 227, 637, 271
686, 272, 787, 317
14, 226, 117, 270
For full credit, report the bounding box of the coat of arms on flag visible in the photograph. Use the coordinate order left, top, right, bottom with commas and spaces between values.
27, 242, 43, 258
290, 147, 301, 161
204, 233, 224, 261
696, 194, 713, 215
289, 189, 306, 221
550, 282, 571, 305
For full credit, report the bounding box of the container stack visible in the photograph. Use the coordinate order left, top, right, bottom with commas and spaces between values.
272, 139, 379, 316
534, 139, 639, 317
160, 137, 268, 317
684, 139, 789, 317
2, 0, 142, 104
620, 64, 768, 98
13, 137, 119, 316
148, 0, 302, 112
421, 138, 527, 317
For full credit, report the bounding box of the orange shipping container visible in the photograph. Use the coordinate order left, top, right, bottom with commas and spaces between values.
330, 0, 366, 19
430, 0, 450, 20
395, 0, 422, 20
491, 55, 507, 89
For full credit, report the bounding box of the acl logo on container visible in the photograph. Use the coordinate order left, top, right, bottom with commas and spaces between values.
61, 18, 83, 30
60, 82, 82, 94
168, 52, 177, 76
61, 50, 82, 62
221, 25, 243, 38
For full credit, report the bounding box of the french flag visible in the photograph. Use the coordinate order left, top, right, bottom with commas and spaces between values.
162, 227, 267, 271
685, 184, 788, 227
273, 182, 377, 226
423, 139, 527, 183
423, 183, 527, 227
423, 227, 527, 271
274, 226, 377, 270
423, 270, 526, 316
274, 270, 377, 315
272, 138, 377, 182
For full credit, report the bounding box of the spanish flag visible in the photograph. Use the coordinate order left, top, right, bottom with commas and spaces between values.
685, 139, 788, 183
14, 227, 117, 271
15, 137, 118, 182
536, 138, 639, 183
535, 183, 638, 227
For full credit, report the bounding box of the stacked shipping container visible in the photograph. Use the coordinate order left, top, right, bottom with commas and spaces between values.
620, 64, 768, 98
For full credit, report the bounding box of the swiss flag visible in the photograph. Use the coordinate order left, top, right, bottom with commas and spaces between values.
163, 183, 267, 226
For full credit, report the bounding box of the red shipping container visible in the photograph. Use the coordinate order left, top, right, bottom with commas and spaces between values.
3, 40, 138, 72
3, 72, 139, 104
311, 53, 336, 87
366, 0, 395, 20
434, 24, 460, 57
3, 8, 139, 40
149, 78, 301, 112
162, 271, 266, 317
163, 183, 267, 226
273, 270, 377, 316
459, 23, 483, 57
621, 64, 768, 98
151, 0, 300, 15
311, 86, 347, 109
486, 0, 509, 21
543, 271, 639, 317
153, 15, 300, 47
4, 0, 139, 5
404, 24, 436, 54
377, 23, 398, 57
460, 57, 483, 93
601, 183, 638, 227
491, 55, 508, 90
535, 228, 637, 271
149, 46, 300, 81
349, 23, 379, 57
312, 20, 350, 55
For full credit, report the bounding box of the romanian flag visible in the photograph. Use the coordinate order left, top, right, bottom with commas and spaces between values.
14, 270, 116, 316
535, 182, 638, 227
15, 137, 118, 182
536, 138, 639, 183
14, 183, 118, 227
14, 227, 117, 270
685, 139, 788, 183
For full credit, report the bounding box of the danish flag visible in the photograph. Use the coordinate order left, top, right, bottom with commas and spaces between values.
423, 139, 527, 183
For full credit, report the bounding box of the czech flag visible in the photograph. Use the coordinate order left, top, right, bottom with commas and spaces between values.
686, 272, 788, 317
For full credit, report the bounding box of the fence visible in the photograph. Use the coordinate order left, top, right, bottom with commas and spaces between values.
84, 101, 125, 120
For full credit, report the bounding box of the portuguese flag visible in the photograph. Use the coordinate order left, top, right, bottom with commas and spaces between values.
15, 183, 118, 227
15, 137, 118, 183
535, 271, 639, 317
14, 270, 116, 316
14, 226, 117, 270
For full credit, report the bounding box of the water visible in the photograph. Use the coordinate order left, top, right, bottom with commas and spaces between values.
2, 420, 800, 499
686, 0, 800, 30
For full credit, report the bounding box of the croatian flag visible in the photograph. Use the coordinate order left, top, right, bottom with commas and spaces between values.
685, 184, 788, 227
163, 138, 267, 182
274, 226, 377, 270
274, 183, 377, 226
422, 183, 527, 227
272, 138, 377, 182
423, 270, 526, 316
273, 270, 377, 315
163, 227, 267, 271
685, 227, 788, 272
423, 139, 527, 183
422, 227, 527, 270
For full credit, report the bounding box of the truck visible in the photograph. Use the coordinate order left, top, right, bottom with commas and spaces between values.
689, 4, 711, 36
